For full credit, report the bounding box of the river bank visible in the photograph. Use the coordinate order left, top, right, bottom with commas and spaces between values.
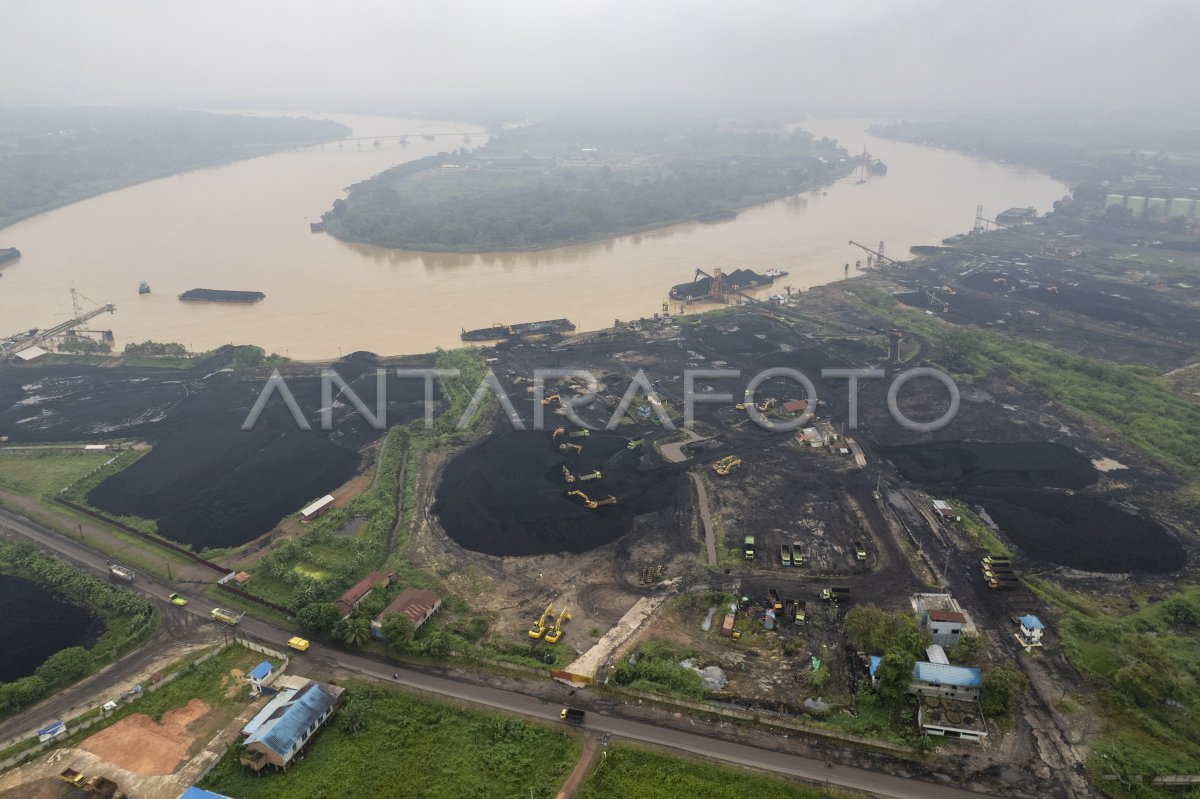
0, 114, 1066, 361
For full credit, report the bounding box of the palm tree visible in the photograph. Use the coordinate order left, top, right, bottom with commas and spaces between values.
343, 616, 373, 647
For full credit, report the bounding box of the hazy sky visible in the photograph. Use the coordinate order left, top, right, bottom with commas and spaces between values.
3, 0, 1196, 118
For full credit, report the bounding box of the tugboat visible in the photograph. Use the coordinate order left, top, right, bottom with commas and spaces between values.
138, 281, 151, 295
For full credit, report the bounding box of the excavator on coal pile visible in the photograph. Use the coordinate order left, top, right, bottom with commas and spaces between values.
559, 443, 582, 454
735, 398, 776, 412
567, 489, 617, 509
562, 465, 576, 483
542, 394, 561, 405
712, 455, 742, 476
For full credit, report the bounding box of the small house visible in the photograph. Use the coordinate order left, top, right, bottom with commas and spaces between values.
373, 589, 442, 638
300, 494, 335, 522
1017, 614, 1045, 648
923, 609, 966, 647
247, 661, 275, 693
336, 570, 396, 617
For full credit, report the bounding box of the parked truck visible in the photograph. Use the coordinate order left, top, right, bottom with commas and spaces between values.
108, 564, 135, 582
60, 768, 86, 787
793, 600, 807, 624
768, 589, 783, 611
743, 535, 755, 560
790, 542, 805, 566
84, 775, 123, 798
821, 586, 851, 602
989, 577, 1020, 590
560, 707, 586, 724
853, 541, 867, 561
210, 608, 242, 625
780, 544, 792, 566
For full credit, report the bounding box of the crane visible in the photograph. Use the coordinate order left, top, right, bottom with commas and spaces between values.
848, 240, 899, 269
2, 288, 116, 358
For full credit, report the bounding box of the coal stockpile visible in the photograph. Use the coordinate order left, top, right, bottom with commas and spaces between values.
670, 268, 774, 300
881, 442, 1097, 490
0, 575, 103, 682
434, 429, 684, 556
970, 489, 1185, 574
178, 288, 265, 303
1, 353, 430, 549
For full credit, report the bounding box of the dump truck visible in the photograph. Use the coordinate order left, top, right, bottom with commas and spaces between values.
821, 586, 851, 602
853, 541, 867, 561
783, 598, 796, 621
790, 542, 805, 566
983, 567, 1015, 580
780, 544, 792, 566
627, 438, 644, 449
768, 589, 783, 611
794, 600, 807, 624
569, 429, 590, 438
743, 535, 756, 560
981, 555, 1011, 567
84, 775, 121, 798
60, 769, 86, 787
210, 608, 242, 625
579, 470, 602, 481
560, 707, 586, 724
989, 577, 1020, 590
108, 564, 135, 582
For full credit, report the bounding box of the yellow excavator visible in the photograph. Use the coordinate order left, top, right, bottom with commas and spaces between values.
735, 398, 776, 412
559, 443, 582, 454
568, 489, 618, 509
542, 394, 561, 406
712, 455, 742, 476
562, 465, 576, 483
544, 607, 573, 643
528, 603, 555, 639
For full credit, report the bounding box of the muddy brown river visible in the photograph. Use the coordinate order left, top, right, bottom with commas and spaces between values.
0, 115, 1067, 360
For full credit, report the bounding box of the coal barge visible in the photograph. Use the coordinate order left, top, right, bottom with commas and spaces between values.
178, 289, 266, 304
669, 268, 785, 301
461, 318, 576, 342
0, 248, 20, 265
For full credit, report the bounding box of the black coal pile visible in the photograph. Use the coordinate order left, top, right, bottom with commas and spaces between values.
0, 352, 431, 549
880, 441, 1097, 490
967, 489, 1185, 574
434, 428, 684, 556
0, 574, 103, 682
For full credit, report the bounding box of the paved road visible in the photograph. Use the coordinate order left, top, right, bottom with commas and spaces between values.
0, 507, 1000, 799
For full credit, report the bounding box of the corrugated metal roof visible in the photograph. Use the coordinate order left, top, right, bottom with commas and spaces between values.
244, 682, 337, 760
177, 788, 237, 799
926, 645, 950, 665
248, 661, 272, 681
913, 662, 982, 687
1019, 614, 1045, 630
927, 609, 966, 624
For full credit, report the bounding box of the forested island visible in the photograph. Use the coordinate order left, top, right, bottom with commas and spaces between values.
0, 108, 348, 228
321, 119, 850, 252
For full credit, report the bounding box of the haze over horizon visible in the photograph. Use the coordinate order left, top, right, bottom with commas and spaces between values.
3, 0, 1197, 121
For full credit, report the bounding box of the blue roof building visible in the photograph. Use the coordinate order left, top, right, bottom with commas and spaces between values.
239, 680, 343, 772
1017, 614, 1046, 647
177, 788, 238, 799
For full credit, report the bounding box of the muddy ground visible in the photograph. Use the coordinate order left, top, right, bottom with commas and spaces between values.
0, 350, 432, 548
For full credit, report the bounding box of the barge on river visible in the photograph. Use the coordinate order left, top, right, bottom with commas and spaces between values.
461, 318, 576, 342
178, 288, 266, 304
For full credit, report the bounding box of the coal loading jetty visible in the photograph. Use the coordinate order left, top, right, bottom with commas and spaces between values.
669, 267, 786, 302
178, 288, 266, 304
461, 318, 576, 342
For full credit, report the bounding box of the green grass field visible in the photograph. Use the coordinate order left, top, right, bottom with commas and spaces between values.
0, 449, 116, 495
200, 681, 580, 799
575, 745, 856, 799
